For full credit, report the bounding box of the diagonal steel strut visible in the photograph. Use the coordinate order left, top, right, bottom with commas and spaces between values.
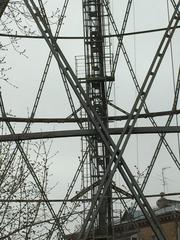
0, 0, 70, 191
106, 0, 133, 98
79, 3, 180, 239
23, 0, 179, 239
0, 93, 65, 239
0, 2, 69, 239
104, 0, 180, 172
0, 0, 10, 19
131, 66, 180, 215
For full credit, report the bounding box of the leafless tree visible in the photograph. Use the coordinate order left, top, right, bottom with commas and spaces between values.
0, 122, 56, 239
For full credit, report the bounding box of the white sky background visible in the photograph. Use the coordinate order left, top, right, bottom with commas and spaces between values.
0, 0, 180, 211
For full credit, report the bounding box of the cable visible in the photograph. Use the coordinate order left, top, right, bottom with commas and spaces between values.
132, 0, 140, 171
0, 25, 179, 39
167, 0, 180, 161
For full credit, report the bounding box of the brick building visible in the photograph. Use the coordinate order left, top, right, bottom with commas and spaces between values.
114, 195, 180, 240
66, 195, 180, 240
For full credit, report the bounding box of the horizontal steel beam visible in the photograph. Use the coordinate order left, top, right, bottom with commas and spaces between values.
1, 109, 180, 123
0, 0, 10, 18
1, 126, 180, 142
1, 191, 180, 203
71, 182, 132, 201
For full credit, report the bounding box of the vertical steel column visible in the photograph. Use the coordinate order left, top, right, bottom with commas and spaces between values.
82, 0, 113, 238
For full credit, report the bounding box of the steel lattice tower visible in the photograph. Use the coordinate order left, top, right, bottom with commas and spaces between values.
0, 1, 180, 240
81, 0, 113, 236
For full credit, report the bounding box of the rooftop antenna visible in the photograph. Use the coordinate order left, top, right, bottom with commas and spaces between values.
162, 167, 170, 193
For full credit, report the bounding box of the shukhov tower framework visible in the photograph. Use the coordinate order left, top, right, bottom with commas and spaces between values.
0, 0, 180, 240
81, 0, 113, 236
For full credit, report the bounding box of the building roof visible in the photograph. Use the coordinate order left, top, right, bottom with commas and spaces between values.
114, 198, 180, 233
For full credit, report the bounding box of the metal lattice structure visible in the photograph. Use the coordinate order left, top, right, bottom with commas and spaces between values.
0, 0, 180, 240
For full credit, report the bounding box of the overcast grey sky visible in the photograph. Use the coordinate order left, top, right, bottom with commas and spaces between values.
1, 0, 180, 219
